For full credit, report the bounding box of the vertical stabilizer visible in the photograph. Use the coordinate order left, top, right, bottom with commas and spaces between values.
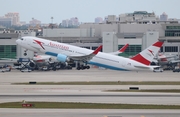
131, 41, 164, 65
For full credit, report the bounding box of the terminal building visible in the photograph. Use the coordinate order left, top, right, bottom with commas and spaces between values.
0, 11, 180, 62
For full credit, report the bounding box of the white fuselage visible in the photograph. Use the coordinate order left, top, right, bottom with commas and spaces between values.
158, 54, 179, 65
16, 36, 153, 71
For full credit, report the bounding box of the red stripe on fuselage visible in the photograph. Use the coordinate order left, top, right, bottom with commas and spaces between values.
36, 60, 45, 62
160, 58, 167, 62
131, 54, 150, 65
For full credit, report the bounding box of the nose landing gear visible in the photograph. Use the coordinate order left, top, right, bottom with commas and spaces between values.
24, 49, 28, 56
24, 53, 27, 56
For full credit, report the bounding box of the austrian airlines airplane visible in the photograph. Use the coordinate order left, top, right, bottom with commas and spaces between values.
16, 36, 163, 71
153, 52, 180, 67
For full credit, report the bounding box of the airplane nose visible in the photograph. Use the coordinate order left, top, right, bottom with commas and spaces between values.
16, 39, 20, 44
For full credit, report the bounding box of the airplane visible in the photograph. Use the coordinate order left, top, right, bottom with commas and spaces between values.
152, 52, 180, 69
29, 54, 72, 71
29, 54, 56, 70
31, 43, 129, 71
28, 43, 129, 70
16, 36, 163, 71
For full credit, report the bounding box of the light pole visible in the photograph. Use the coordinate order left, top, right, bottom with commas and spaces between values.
51, 17, 53, 24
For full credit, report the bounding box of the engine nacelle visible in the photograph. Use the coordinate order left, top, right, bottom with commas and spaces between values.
57, 54, 70, 62
29, 61, 36, 68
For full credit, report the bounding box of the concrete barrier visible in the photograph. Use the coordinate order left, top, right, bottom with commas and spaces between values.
29, 81, 36, 84
129, 87, 139, 90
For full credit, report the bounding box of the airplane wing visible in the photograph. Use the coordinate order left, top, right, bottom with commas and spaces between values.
170, 60, 180, 64
109, 44, 129, 55
158, 55, 176, 59
68, 45, 102, 62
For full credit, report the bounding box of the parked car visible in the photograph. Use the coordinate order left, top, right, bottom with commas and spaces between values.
153, 67, 163, 72
0, 64, 12, 72
173, 66, 180, 72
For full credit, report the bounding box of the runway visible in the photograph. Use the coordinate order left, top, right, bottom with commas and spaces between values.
0, 109, 180, 117
0, 68, 180, 116
0, 84, 180, 105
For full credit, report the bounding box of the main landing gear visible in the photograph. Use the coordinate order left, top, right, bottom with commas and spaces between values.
76, 62, 90, 70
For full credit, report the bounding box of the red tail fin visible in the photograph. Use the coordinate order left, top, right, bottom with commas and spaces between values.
131, 41, 163, 65
119, 44, 129, 52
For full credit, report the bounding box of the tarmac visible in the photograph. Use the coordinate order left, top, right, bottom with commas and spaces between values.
0, 68, 180, 117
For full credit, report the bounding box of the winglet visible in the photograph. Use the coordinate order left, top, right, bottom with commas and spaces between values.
108, 44, 129, 55
68, 45, 102, 61
93, 45, 102, 55
119, 44, 129, 52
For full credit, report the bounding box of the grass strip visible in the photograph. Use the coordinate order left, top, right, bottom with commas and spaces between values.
13, 81, 180, 85
0, 102, 180, 109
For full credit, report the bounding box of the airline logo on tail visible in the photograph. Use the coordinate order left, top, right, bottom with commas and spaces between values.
34, 40, 45, 50
131, 41, 164, 65
148, 49, 154, 56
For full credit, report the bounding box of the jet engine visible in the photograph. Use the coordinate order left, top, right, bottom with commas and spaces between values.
29, 60, 36, 68
57, 54, 70, 62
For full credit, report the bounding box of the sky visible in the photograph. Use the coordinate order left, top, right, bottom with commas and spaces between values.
0, 0, 179, 24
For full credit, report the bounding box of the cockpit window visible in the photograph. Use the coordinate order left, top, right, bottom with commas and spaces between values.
21, 38, 23, 40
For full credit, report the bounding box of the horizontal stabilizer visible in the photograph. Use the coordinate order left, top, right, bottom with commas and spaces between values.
134, 65, 161, 71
